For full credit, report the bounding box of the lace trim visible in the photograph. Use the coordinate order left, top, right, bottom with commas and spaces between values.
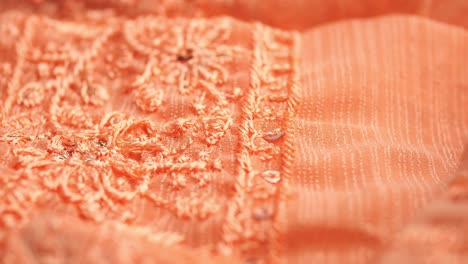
0, 12, 300, 261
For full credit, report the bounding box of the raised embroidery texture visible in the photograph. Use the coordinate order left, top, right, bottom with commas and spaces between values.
220, 23, 299, 261
0, 14, 243, 225
0, 12, 299, 262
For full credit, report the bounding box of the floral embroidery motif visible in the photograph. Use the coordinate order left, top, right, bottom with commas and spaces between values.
125, 17, 241, 108
0, 15, 244, 226
0, 12, 299, 262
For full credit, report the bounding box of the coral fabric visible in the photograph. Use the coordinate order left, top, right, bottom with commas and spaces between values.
0, 1, 467, 264
379, 148, 468, 263
288, 16, 468, 263
1, 0, 468, 30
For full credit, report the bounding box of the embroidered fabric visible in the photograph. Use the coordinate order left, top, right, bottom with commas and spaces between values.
0, 1, 467, 264
0, 11, 299, 263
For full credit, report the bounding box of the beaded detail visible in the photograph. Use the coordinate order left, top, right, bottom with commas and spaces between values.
0, 12, 300, 261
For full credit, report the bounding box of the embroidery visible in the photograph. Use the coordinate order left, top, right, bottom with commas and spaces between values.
0, 14, 244, 226
125, 17, 239, 104
0, 13, 300, 262
220, 23, 299, 261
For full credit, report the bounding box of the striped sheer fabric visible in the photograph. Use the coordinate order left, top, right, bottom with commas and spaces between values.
289, 16, 468, 263
0, 1, 467, 263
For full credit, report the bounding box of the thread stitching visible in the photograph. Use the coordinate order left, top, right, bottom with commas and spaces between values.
0, 13, 299, 262
219, 23, 298, 262
0, 15, 247, 227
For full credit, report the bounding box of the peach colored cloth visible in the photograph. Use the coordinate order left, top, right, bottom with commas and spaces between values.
0, 1, 467, 263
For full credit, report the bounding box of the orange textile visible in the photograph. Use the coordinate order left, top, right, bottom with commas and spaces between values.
0, 1, 467, 264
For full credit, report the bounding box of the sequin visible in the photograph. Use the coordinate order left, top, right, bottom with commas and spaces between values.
177, 48, 194, 62
261, 170, 281, 184
262, 128, 284, 141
